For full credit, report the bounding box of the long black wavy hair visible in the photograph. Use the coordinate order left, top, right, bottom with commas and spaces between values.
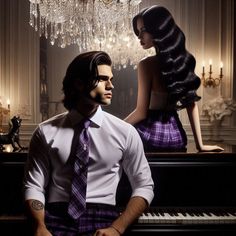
133, 5, 201, 110
62, 51, 112, 110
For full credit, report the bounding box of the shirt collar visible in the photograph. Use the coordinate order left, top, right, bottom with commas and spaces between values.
68, 106, 104, 128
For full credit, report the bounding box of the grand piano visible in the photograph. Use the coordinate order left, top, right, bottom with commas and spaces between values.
0, 143, 236, 235
117, 143, 236, 235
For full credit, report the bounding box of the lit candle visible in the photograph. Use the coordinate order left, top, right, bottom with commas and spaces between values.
202, 61, 205, 74
220, 61, 223, 77
209, 59, 212, 73
7, 99, 10, 110
6, 145, 11, 152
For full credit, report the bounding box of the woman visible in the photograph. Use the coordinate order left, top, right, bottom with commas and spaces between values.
124, 5, 223, 152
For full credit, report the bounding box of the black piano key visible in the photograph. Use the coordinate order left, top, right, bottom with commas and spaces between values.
229, 211, 236, 216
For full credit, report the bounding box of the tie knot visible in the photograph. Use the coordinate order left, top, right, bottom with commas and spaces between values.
81, 118, 90, 129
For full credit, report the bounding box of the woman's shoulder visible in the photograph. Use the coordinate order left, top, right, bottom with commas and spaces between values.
138, 55, 160, 73
139, 55, 158, 65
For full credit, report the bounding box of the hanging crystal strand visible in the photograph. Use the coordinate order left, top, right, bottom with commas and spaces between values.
59, 21, 65, 48
44, 19, 48, 39
77, 37, 83, 53
59, 21, 63, 47
29, 2, 35, 27
34, 12, 38, 31
55, 22, 60, 39
53, 22, 58, 40
30, 2, 38, 31
61, 36, 66, 48
81, 29, 86, 51
40, 16, 43, 37
64, 33, 68, 46
41, 17, 46, 38
57, 35, 62, 48
66, 26, 72, 46
50, 22, 55, 45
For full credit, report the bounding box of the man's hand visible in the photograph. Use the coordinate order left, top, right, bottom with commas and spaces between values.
94, 226, 121, 236
94, 196, 148, 236
34, 225, 52, 236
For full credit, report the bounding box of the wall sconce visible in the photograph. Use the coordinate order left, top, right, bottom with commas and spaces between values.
201, 59, 223, 87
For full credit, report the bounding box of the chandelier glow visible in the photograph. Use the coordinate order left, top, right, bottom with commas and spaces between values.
29, 0, 154, 69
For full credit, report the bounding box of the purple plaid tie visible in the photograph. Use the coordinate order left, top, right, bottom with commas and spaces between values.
68, 119, 91, 220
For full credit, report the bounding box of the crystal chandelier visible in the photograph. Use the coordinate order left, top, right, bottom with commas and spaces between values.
29, 0, 154, 69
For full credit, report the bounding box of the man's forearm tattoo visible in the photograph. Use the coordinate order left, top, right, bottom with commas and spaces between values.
31, 200, 44, 210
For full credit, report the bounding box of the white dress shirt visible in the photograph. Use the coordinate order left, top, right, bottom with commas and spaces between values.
24, 106, 154, 206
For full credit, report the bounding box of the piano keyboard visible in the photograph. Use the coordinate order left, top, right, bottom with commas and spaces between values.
138, 209, 236, 224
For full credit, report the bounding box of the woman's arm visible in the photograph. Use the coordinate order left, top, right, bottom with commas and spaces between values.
124, 59, 152, 124
186, 102, 224, 152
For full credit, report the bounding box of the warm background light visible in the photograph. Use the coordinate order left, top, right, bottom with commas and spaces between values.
7, 99, 10, 110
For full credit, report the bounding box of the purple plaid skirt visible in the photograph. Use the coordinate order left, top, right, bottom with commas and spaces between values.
45, 202, 119, 236
134, 110, 187, 152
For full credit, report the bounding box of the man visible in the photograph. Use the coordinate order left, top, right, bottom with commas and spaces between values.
23, 51, 154, 236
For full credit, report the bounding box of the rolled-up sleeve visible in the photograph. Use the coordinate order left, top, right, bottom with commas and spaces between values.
23, 127, 50, 204
122, 125, 154, 205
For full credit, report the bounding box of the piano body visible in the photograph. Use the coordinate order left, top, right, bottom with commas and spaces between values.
0, 144, 236, 235
117, 145, 236, 235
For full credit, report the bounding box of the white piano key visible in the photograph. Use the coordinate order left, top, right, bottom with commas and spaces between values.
138, 213, 149, 223
146, 212, 156, 223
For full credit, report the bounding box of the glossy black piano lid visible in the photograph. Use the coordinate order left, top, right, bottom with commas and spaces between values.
116, 143, 236, 208
1, 144, 236, 209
